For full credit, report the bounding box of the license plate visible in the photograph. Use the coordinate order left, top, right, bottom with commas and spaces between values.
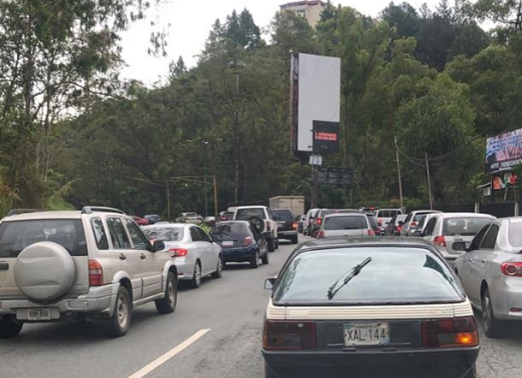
222, 241, 234, 247
27, 308, 52, 321
344, 322, 390, 346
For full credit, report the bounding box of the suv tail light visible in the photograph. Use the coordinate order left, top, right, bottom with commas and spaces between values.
316, 218, 323, 225
368, 229, 375, 237
244, 236, 253, 246
501, 262, 522, 277
422, 317, 479, 348
263, 320, 316, 350
169, 248, 188, 257
292, 222, 298, 230
88, 260, 103, 286
317, 230, 325, 239
433, 236, 446, 247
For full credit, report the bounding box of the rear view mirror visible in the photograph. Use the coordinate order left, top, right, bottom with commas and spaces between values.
264, 277, 276, 290
452, 241, 467, 252
150, 240, 165, 252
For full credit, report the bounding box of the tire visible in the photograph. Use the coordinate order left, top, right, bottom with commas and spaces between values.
275, 239, 279, 249
250, 250, 259, 269
211, 256, 223, 279
482, 287, 503, 338
155, 272, 177, 315
0, 316, 23, 338
105, 285, 132, 337
267, 238, 275, 252
291, 234, 298, 244
189, 261, 202, 289
261, 251, 269, 265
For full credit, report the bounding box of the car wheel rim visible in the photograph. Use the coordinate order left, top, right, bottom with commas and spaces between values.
195, 264, 201, 285
217, 257, 223, 273
168, 280, 175, 307
483, 294, 491, 329
117, 293, 129, 329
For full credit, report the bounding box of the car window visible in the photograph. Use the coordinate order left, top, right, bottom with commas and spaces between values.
197, 227, 212, 243
424, 218, 438, 236
124, 219, 149, 250
480, 224, 499, 250
236, 208, 266, 220
442, 217, 493, 237
0, 219, 87, 257
91, 218, 109, 250
366, 215, 378, 229
212, 222, 248, 234
106, 218, 132, 249
404, 213, 413, 223
509, 222, 522, 247
143, 226, 184, 241
469, 225, 490, 251
190, 227, 201, 242
273, 247, 462, 305
272, 210, 294, 222
324, 216, 367, 230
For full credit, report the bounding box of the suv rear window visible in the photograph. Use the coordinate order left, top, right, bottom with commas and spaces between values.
324, 216, 368, 230
212, 222, 249, 235
273, 247, 462, 305
236, 208, 265, 220
272, 210, 294, 222
0, 220, 87, 257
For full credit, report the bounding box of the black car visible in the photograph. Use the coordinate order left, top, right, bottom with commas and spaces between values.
211, 221, 269, 268
272, 209, 298, 244
262, 238, 479, 378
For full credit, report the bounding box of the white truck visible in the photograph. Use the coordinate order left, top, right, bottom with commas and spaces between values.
269, 196, 305, 217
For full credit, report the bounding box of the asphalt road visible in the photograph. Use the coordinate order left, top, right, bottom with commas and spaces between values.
1, 236, 521, 378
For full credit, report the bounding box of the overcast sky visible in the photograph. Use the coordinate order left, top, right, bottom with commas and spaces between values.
120, 0, 441, 85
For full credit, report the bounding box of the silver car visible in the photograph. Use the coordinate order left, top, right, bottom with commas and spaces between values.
401, 210, 441, 236
142, 223, 223, 289
316, 213, 373, 239
416, 213, 496, 262
454, 217, 522, 338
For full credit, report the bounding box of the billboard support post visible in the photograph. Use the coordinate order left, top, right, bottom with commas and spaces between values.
426, 152, 434, 210
309, 155, 323, 209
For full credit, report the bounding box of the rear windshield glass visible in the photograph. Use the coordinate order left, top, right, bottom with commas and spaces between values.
324, 216, 367, 230
143, 226, 184, 242
0, 219, 87, 257
212, 222, 248, 235
236, 208, 265, 220
414, 213, 432, 222
273, 247, 462, 305
443, 217, 493, 237
509, 222, 522, 247
272, 210, 294, 222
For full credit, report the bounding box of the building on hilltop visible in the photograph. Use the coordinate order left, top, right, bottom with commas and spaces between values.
280, 1, 327, 28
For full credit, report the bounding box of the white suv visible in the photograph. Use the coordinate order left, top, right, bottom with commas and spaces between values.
0, 207, 177, 338
233, 206, 279, 252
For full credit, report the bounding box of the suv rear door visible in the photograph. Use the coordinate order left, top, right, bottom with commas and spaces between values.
0, 218, 90, 298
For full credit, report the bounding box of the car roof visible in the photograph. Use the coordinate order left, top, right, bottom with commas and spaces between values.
142, 223, 188, 229
324, 212, 367, 218
436, 213, 496, 219
235, 206, 266, 210
216, 220, 250, 225
3, 211, 82, 221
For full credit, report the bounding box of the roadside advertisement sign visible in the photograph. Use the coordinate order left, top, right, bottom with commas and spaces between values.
486, 128, 522, 173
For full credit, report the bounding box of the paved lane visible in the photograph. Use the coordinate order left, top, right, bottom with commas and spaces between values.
2, 235, 522, 378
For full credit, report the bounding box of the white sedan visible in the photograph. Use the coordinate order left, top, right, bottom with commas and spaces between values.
142, 223, 223, 288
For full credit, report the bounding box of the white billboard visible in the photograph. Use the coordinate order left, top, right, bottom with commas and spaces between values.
290, 53, 341, 153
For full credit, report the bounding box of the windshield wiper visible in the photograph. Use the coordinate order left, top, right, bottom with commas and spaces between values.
327, 257, 372, 300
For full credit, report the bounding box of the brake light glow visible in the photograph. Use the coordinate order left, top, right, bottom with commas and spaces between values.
88, 260, 103, 286
422, 317, 479, 348
263, 321, 316, 350
292, 222, 298, 230
316, 218, 323, 225
433, 236, 446, 247
169, 248, 188, 257
501, 262, 522, 277
396, 225, 403, 232
244, 236, 253, 246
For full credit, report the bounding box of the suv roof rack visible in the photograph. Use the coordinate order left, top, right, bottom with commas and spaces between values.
81, 206, 125, 215
7, 209, 47, 216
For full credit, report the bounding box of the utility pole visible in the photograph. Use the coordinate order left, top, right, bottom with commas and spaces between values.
213, 175, 218, 218
202, 141, 209, 217
166, 179, 171, 221
425, 152, 434, 210
395, 136, 404, 209
234, 71, 240, 203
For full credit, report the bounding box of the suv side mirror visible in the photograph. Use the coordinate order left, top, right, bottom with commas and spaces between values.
452, 241, 468, 252
149, 240, 165, 252
264, 277, 276, 290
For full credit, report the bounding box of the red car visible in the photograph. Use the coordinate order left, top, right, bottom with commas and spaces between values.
132, 216, 149, 226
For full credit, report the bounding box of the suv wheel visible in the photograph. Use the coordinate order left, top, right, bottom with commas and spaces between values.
261, 250, 269, 265
0, 316, 23, 338
155, 272, 177, 314
189, 261, 202, 289
106, 285, 131, 337
250, 251, 259, 269
267, 238, 275, 252
211, 256, 223, 279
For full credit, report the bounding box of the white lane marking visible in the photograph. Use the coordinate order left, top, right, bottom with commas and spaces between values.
127, 328, 211, 378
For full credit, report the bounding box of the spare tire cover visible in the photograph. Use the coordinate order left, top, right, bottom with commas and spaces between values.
248, 216, 265, 233
14, 242, 76, 302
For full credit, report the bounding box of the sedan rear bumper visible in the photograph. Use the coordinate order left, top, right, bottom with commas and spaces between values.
263, 347, 479, 378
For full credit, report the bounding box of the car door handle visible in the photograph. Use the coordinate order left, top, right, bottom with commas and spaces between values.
140, 253, 147, 260
119, 253, 127, 261
0, 262, 8, 270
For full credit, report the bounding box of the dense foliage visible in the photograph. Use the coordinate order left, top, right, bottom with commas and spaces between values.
1, 0, 522, 217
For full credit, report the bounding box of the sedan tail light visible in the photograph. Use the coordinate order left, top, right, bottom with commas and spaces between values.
169, 248, 188, 257
433, 236, 446, 247
88, 260, 103, 286
501, 262, 522, 277
422, 317, 479, 348
396, 225, 403, 232
263, 320, 316, 350
244, 236, 253, 246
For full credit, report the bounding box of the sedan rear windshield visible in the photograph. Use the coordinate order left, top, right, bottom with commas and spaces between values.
0, 220, 87, 257
143, 227, 184, 242
443, 217, 493, 236
324, 216, 368, 230
273, 247, 463, 305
